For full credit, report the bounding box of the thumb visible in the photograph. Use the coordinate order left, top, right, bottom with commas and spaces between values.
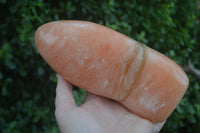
55, 74, 76, 114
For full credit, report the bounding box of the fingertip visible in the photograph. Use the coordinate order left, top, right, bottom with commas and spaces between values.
56, 74, 64, 84
56, 74, 73, 91
56, 74, 62, 85
151, 120, 166, 133
55, 74, 76, 110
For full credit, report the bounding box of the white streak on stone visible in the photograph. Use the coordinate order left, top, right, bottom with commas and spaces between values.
87, 64, 95, 71
160, 102, 165, 108
139, 91, 166, 112
71, 23, 89, 28
80, 58, 84, 66
40, 31, 58, 45
84, 55, 89, 59
50, 25, 56, 33
144, 87, 149, 91
140, 92, 159, 112
104, 80, 108, 87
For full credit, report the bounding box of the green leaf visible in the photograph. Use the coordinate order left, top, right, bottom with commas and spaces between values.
2, 86, 8, 96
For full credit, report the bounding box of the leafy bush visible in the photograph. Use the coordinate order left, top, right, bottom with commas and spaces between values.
1, 0, 199, 132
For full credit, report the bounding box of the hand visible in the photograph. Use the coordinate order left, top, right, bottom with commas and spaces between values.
55, 75, 165, 133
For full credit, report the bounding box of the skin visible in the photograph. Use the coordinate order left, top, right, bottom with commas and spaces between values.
55, 75, 165, 133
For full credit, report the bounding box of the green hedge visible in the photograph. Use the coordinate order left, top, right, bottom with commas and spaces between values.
1, 0, 200, 132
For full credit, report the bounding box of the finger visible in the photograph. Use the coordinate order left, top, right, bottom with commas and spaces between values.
55, 74, 76, 111
84, 92, 104, 103
84, 92, 117, 108
151, 120, 166, 133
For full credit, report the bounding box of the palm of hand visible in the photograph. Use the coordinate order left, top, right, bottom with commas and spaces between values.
55, 75, 165, 133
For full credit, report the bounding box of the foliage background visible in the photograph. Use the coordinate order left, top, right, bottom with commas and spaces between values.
0, 0, 200, 132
